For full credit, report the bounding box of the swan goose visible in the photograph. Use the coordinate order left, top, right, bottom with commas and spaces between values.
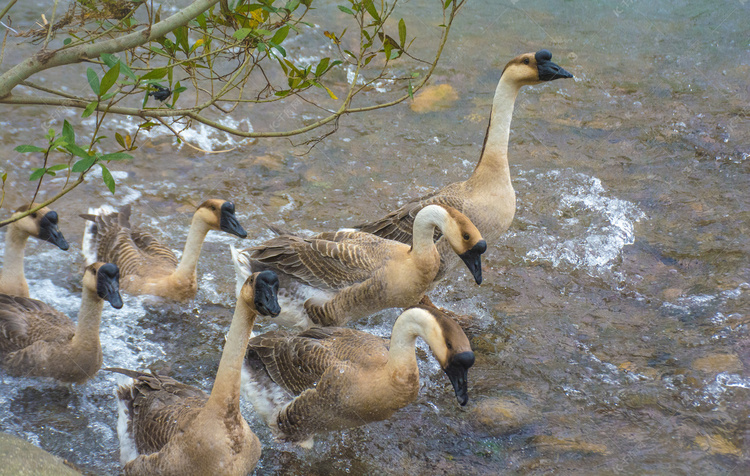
232, 204, 486, 329
0, 262, 122, 384
0, 204, 69, 297
108, 270, 280, 476
357, 49, 573, 280
241, 302, 475, 448
81, 199, 247, 301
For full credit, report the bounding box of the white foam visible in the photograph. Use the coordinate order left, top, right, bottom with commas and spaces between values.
519, 169, 645, 272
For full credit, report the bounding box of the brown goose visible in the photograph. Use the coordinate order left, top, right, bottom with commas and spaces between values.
0, 204, 69, 297
0, 262, 122, 384
109, 270, 280, 475
356, 49, 573, 280
241, 302, 475, 448
81, 199, 247, 301
232, 204, 486, 329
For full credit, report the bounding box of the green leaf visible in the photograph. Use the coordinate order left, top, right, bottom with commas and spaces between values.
119, 62, 137, 81
86, 68, 100, 95
140, 67, 168, 81
100, 152, 132, 161
100, 163, 115, 194
398, 19, 406, 48
338, 5, 354, 15
14, 145, 46, 153
115, 132, 126, 148
63, 37, 71, 46
46, 164, 68, 176
270, 43, 286, 57
82, 101, 98, 118
29, 168, 45, 181
1, 172, 7, 183
174, 26, 189, 52
233, 28, 252, 40
65, 143, 90, 159
72, 156, 96, 173
271, 25, 290, 46
62, 120, 75, 145
196, 12, 207, 30
100, 61, 120, 95
362, 0, 380, 21
315, 57, 330, 76
101, 53, 117, 68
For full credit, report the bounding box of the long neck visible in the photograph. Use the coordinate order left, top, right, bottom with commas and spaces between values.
70, 288, 104, 351
0, 226, 30, 295
207, 300, 256, 410
410, 206, 449, 255
469, 76, 520, 186
173, 214, 211, 278
386, 309, 430, 374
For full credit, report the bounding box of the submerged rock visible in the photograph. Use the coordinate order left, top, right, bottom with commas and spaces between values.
0, 433, 81, 476
529, 434, 609, 455
410, 84, 459, 113
471, 396, 534, 434
694, 434, 742, 457
691, 353, 744, 374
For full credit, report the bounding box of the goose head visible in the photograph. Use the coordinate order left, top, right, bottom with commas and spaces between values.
240, 270, 281, 317
196, 199, 248, 238
501, 49, 573, 86
438, 206, 486, 285
11, 205, 69, 250
413, 305, 475, 406
83, 262, 123, 309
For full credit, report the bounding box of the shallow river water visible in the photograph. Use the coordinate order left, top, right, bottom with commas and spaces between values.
1, 0, 749, 474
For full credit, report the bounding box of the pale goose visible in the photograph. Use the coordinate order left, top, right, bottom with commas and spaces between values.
108, 271, 280, 476
81, 199, 247, 300
241, 302, 475, 448
0, 262, 122, 384
0, 204, 69, 297
232, 204, 486, 329
357, 49, 573, 279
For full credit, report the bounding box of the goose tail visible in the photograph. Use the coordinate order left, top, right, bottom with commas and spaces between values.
106, 368, 140, 465
230, 244, 253, 299
80, 204, 116, 265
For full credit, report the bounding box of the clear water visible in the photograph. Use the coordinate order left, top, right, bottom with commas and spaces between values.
1, 0, 749, 474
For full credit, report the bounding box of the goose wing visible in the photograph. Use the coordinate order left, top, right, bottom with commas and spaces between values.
356, 183, 468, 245
249, 234, 396, 290
82, 206, 177, 276
109, 368, 208, 455
0, 294, 73, 353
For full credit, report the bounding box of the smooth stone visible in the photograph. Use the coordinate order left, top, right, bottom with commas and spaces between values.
0, 433, 81, 476
694, 434, 742, 457
409, 84, 459, 113
471, 396, 534, 433
529, 435, 609, 455
691, 353, 744, 373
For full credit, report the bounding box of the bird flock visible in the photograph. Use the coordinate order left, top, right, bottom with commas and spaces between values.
0, 50, 572, 475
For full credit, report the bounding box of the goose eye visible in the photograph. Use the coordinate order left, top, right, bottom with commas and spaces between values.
31, 213, 37, 218
463, 233, 470, 240
446, 342, 453, 350
210, 205, 216, 211
523, 58, 530, 65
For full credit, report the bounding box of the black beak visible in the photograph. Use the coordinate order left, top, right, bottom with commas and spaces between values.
536, 49, 573, 81
37, 211, 69, 250
458, 240, 486, 285
443, 351, 475, 406
97, 263, 123, 309
220, 202, 248, 238
253, 270, 281, 317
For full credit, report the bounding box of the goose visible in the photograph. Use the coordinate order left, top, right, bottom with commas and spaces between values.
108, 271, 280, 476
0, 204, 69, 297
356, 49, 573, 280
232, 204, 486, 329
81, 199, 247, 300
241, 302, 475, 448
0, 262, 122, 384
